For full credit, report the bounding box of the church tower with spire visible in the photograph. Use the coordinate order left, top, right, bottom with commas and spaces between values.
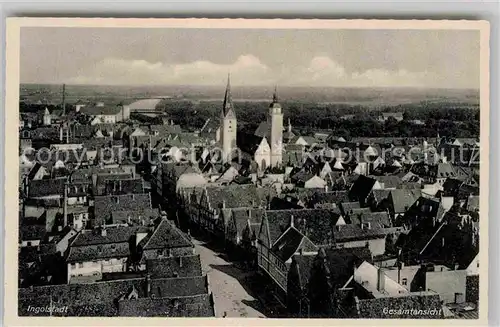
269, 86, 283, 167
220, 74, 237, 163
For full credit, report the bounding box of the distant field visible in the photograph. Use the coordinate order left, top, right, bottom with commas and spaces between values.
20, 84, 479, 108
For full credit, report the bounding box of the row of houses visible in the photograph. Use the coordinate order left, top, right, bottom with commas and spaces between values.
147, 117, 480, 317
18, 110, 217, 317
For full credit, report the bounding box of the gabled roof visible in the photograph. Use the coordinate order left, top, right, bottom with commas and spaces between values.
354, 261, 409, 297
101, 178, 145, 196
308, 191, 349, 208
334, 224, 387, 242
71, 225, 149, 247
369, 175, 402, 189
27, 162, 44, 180
19, 224, 46, 241
436, 163, 457, 179
67, 242, 131, 262
237, 131, 266, 156
229, 208, 265, 236
28, 178, 66, 198
163, 163, 202, 181
350, 211, 392, 228
321, 246, 372, 286
272, 226, 318, 262
442, 178, 464, 196
291, 254, 315, 289
290, 135, 320, 146
349, 175, 377, 201
401, 196, 444, 228
265, 209, 342, 246
143, 219, 193, 250
390, 189, 421, 213
466, 195, 480, 212
204, 184, 266, 209
149, 123, 182, 135
146, 254, 202, 279
36, 149, 88, 166
118, 294, 215, 317
94, 193, 151, 226
254, 121, 270, 138
292, 169, 324, 185
150, 275, 208, 298
372, 189, 391, 204
110, 208, 160, 225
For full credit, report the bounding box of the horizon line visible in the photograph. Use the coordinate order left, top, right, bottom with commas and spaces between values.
19, 83, 480, 91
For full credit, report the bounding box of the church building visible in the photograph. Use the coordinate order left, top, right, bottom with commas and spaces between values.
215, 75, 285, 171
239, 87, 284, 170
219, 75, 238, 164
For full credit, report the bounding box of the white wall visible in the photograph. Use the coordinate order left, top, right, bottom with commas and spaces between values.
68, 257, 127, 281
20, 240, 41, 247
337, 237, 385, 256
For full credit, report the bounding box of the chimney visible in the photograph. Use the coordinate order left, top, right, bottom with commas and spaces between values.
290, 214, 294, 228
63, 182, 68, 227
325, 185, 329, 193
62, 84, 66, 115
179, 256, 183, 268
146, 274, 151, 297
59, 126, 63, 141
101, 228, 107, 237
187, 229, 191, 239
222, 200, 226, 209
377, 267, 385, 292
57, 225, 62, 232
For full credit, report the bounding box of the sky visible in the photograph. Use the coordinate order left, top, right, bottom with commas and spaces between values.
20, 27, 480, 89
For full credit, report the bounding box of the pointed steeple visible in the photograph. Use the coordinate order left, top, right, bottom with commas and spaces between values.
222, 73, 235, 118
272, 85, 278, 103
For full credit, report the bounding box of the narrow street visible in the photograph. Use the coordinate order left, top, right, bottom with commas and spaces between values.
192, 237, 267, 318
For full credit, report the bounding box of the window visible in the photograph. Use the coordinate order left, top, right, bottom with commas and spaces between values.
78, 263, 83, 268
402, 278, 408, 286
26, 241, 32, 247
70, 263, 76, 269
